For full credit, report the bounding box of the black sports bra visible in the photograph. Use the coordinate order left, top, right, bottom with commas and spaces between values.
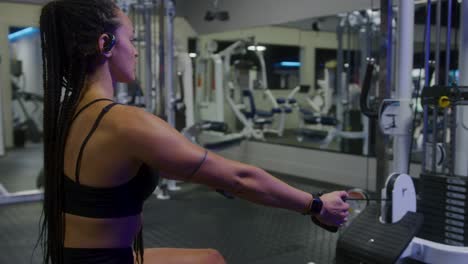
63, 98, 159, 218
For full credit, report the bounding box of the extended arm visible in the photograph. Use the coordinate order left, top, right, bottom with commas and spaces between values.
120, 106, 348, 223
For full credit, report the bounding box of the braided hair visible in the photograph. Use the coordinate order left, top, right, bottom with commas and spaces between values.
38, 1, 143, 263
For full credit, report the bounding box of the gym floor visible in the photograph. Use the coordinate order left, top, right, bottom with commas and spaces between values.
0, 143, 43, 192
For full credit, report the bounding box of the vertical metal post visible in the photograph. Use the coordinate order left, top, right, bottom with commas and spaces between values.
164, 0, 176, 126
422, 0, 432, 173
180, 53, 195, 127
154, 4, 161, 110
143, 1, 153, 113
360, 20, 370, 156
455, 0, 468, 177
345, 19, 352, 117
386, 1, 393, 97
392, 0, 414, 174
0, 52, 4, 155
445, 0, 453, 85
336, 22, 344, 130
131, 5, 141, 90
157, 0, 165, 117
375, 0, 391, 191
425, 1, 440, 172
435, 0, 441, 85
444, 1, 453, 175
432, 0, 448, 172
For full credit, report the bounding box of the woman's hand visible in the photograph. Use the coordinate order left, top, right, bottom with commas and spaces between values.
315, 191, 350, 227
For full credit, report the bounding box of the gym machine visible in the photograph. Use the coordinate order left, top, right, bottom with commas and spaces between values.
10, 60, 43, 146
336, 1, 468, 263
289, 11, 378, 154
189, 38, 263, 145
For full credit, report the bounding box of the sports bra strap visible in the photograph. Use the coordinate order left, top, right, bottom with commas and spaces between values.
75, 102, 119, 184
72, 98, 114, 122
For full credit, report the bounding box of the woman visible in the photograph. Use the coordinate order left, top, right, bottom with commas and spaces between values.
38, 0, 350, 263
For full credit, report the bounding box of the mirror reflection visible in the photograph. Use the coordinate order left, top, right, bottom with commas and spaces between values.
0, 1, 462, 199
192, 11, 377, 156
2, 26, 44, 196
190, 0, 462, 162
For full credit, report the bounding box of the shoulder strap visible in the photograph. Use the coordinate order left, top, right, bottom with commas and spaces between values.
74, 102, 119, 184
72, 98, 114, 122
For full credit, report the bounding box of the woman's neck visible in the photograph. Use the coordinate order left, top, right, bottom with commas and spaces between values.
81, 64, 115, 102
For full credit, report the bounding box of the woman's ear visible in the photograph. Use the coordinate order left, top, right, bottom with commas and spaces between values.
98, 33, 116, 57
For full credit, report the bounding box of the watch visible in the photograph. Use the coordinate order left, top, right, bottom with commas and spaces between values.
310, 197, 323, 215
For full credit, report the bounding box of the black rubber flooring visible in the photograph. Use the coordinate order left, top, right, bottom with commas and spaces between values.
0, 175, 346, 264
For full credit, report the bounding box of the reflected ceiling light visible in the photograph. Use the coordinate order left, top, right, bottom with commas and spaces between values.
247, 45, 266, 52
8, 27, 39, 42
280, 61, 301, 67
189, 53, 197, 58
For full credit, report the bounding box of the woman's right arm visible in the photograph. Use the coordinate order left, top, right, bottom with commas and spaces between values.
118, 107, 349, 225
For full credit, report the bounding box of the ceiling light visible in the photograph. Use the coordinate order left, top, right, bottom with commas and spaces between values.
247, 45, 266, 51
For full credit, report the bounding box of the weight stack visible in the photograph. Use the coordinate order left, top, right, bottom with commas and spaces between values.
418, 173, 468, 247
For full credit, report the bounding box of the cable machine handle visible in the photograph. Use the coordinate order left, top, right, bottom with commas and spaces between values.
360, 62, 379, 118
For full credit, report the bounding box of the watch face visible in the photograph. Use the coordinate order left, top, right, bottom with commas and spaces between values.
311, 198, 323, 214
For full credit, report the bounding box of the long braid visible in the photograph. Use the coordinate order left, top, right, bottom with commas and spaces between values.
38, 1, 122, 263
40, 3, 63, 262
134, 228, 144, 264
37, 5, 51, 262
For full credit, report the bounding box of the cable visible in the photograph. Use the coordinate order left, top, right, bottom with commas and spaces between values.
386, 0, 393, 98
346, 198, 390, 201
446, 0, 453, 85
407, 1, 432, 174
366, 0, 373, 191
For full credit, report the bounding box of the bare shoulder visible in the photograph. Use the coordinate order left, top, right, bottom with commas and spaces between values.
103, 105, 243, 183
108, 105, 199, 171
110, 104, 171, 136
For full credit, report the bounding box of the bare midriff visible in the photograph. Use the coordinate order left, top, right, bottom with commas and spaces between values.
64, 213, 142, 248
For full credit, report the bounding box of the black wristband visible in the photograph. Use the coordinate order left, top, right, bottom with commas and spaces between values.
310, 197, 323, 215
309, 191, 339, 233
